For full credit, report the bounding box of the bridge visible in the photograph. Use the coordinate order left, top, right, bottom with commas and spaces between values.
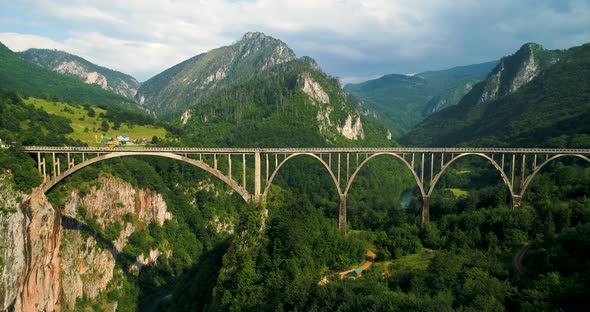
23, 146, 590, 234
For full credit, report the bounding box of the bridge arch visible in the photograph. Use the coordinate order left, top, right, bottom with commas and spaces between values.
344, 152, 426, 197
519, 154, 590, 198
427, 153, 515, 197
262, 153, 341, 197
42, 152, 251, 202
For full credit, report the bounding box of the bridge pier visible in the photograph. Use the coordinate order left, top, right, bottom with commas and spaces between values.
339, 193, 347, 235
421, 195, 430, 226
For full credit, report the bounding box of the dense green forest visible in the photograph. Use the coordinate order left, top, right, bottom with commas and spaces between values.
0, 42, 138, 109
179, 58, 391, 147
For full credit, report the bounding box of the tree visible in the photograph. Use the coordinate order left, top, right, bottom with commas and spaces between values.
87, 107, 96, 117
101, 120, 109, 132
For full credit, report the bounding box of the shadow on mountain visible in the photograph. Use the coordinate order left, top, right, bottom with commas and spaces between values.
61, 215, 118, 259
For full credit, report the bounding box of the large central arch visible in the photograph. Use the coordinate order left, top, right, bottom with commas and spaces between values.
42, 152, 252, 202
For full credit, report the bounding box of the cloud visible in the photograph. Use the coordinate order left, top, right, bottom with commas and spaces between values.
0, 33, 66, 51
1, 0, 589, 81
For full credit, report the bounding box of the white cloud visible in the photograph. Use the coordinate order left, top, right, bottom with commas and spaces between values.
1, 0, 589, 81
0, 33, 66, 51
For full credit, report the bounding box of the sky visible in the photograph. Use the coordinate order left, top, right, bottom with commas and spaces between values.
1, 0, 589, 84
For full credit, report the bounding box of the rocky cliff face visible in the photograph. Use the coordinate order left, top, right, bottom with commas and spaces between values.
18, 49, 140, 99
60, 176, 171, 308
0, 172, 62, 311
475, 43, 561, 106
0, 172, 27, 311
301, 72, 365, 141
0, 173, 171, 310
135, 32, 297, 116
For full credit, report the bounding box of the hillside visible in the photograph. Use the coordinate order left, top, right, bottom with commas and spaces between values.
180, 57, 392, 147
401, 43, 588, 147
25, 97, 166, 146
136, 32, 297, 117
345, 61, 497, 137
18, 49, 140, 99
0, 42, 137, 108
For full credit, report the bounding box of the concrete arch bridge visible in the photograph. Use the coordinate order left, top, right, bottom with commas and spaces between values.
23, 146, 590, 234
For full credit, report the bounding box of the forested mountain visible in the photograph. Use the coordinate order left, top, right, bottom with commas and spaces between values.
18, 48, 140, 99
401, 42, 583, 147
179, 57, 391, 147
345, 61, 497, 137
0, 42, 137, 108
135, 32, 297, 117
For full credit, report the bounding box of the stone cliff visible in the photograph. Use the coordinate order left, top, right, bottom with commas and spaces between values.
0, 173, 171, 310
0, 173, 62, 311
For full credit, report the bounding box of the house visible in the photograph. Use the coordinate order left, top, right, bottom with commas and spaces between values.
101, 136, 118, 148
117, 133, 130, 144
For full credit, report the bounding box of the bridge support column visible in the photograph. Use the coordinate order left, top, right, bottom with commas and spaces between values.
254, 151, 261, 202
511, 195, 522, 209
421, 195, 430, 227
339, 193, 347, 235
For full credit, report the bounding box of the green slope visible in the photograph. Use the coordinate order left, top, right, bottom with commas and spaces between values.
18, 48, 140, 99
180, 58, 392, 147
402, 43, 590, 147
136, 32, 297, 117
0, 42, 136, 108
345, 61, 497, 137
25, 97, 166, 146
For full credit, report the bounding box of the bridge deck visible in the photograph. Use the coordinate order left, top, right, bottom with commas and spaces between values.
22, 146, 590, 154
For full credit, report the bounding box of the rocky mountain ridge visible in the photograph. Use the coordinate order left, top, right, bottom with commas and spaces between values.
179, 56, 387, 147
18, 49, 140, 99
401, 42, 586, 147
135, 32, 297, 116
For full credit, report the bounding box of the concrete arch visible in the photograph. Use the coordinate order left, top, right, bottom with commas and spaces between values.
262, 153, 341, 197
43, 152, 251, 201
519, 154, 590, 197
427, 153, 515, 197
344, 152, 426, 197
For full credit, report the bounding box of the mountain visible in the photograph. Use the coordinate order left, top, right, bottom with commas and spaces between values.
135, 32, 297, 117
18, 49, 140, 99
180, 56, 391, 147
401, 42, 590, 147
345, 60, 498, 137
0, 41, 136, 108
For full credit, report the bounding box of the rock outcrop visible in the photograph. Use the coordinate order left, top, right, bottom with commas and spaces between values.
18, 49, 140, 99
476, 43, 561, 106
1, 173, 63, 311
0, 172, 173, 310
60, 176, 171, 308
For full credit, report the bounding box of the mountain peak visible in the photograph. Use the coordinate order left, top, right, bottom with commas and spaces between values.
135, 32, 297, 116
241, 31, 268, 41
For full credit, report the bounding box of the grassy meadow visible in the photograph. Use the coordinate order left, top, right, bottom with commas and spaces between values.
25, 97, 166, 146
